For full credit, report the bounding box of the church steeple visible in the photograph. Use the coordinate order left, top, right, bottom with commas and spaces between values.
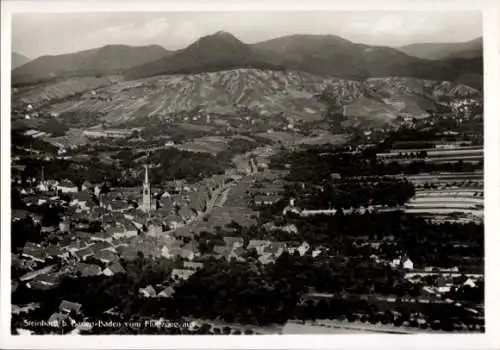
142, 162, 152, 215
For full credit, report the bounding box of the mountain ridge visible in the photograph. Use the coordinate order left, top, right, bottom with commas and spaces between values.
398, 37, 482, 60
126, 32, 482, 88
12, 32, 483, 90
12, 52, 31, 69
12, 44, 172, 84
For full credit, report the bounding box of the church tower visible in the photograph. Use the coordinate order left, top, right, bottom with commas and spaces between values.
142, 163, 152, 215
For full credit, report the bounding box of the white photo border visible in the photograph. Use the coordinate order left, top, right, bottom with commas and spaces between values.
1, 0, 499, 349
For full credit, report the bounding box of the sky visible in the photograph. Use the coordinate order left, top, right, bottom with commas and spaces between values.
12, 11, 482, 59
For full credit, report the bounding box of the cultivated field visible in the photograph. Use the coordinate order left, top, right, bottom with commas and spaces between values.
177, 136, 229, 154
13, 76, 120, 104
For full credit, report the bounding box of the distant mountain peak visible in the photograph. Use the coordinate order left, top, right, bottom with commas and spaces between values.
197, 31, 243, 45
12, 51, 31, 69
398, 37, 483, 60
213, 30, 236, 37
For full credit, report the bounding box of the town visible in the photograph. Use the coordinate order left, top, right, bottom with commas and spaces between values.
8, 12, 485, 337
10, 91, 484, 335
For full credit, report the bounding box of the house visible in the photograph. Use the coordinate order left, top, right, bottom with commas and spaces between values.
463, 278, 477, 288
81, 181, 94, 192
158, 286, 175, 298
213, 245, 231, 260
183, 261, 204, 271
65, 239, 87, 252
102, 262, 126, 276
12, 209, 30, 222
223, 236, 244, 249
12, 303, 40, 315
41, 225, 57, 234
258, 253, 275, 265
22, 244, 47, 263
249, 185, 284, 196
70, 192, 94, 211
46, 245, 69, 260
91, 231, 113, 243
160, 242, 183, 259
76, 263, 101, 277
263, 242, 286, 257
90, 206, 106, 218
164, 214, 183, 230
228, 246, 246, 262
48, 312, 70, 326
437, 286, 452, 294
311, 248, 323, 258
289, 241, 310, 256
36, 181, 50, 192
247, 240, 271, 255
171, 268, 196, 281
330, 173, 342, 181
178, 205, 195, 223
58, 219, 71, 233
139, 285, 157, 298
19, 265, 55, 282
107, 200, 131, 213
91, 240, 114, 252
174, 226, 193, 239
146, 219, 163, 237
157, 206, 175, 218
120, 247, 139, 261
57, 180, 78, 193
403, 257, 414, 270
103, 307, 120, 316
107, 225, 133, 240
180, 248, 196, 261
122, 220, 139, 236
27, 273, 59, 290
59, 300, 82, 314
94, 250, 119, 264
73, 247, 95, 261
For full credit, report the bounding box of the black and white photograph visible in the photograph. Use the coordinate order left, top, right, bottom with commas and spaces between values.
1, 0, 499, 349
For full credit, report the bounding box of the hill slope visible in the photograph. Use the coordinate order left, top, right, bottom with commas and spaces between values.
398, 37, 482, 60
16, 69, 480, 125
12, 44, 171, 84
12, 52, 31, 69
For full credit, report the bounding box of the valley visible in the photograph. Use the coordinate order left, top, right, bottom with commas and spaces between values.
9, 28, 485, 336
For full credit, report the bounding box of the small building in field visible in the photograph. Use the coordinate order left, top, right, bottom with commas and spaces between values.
171, 268, 196, 281
102, 262, 126, 276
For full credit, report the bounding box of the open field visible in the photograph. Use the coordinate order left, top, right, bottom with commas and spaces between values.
45, 128, 89, 147
405, 187, 483, 219
177, 136, 229, 154
295, 132, 349, 146
13, 76, 120, 105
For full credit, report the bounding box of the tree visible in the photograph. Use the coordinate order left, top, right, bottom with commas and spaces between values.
41, 206, 62, 227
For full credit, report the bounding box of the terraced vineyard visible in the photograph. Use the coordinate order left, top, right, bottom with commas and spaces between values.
13, 69, 481, 126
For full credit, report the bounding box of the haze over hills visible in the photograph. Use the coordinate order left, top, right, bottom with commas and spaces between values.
12, 44, 171, 84
12, 32, 483, 90
398, 37, 483, 60
12, 52, 31, 69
